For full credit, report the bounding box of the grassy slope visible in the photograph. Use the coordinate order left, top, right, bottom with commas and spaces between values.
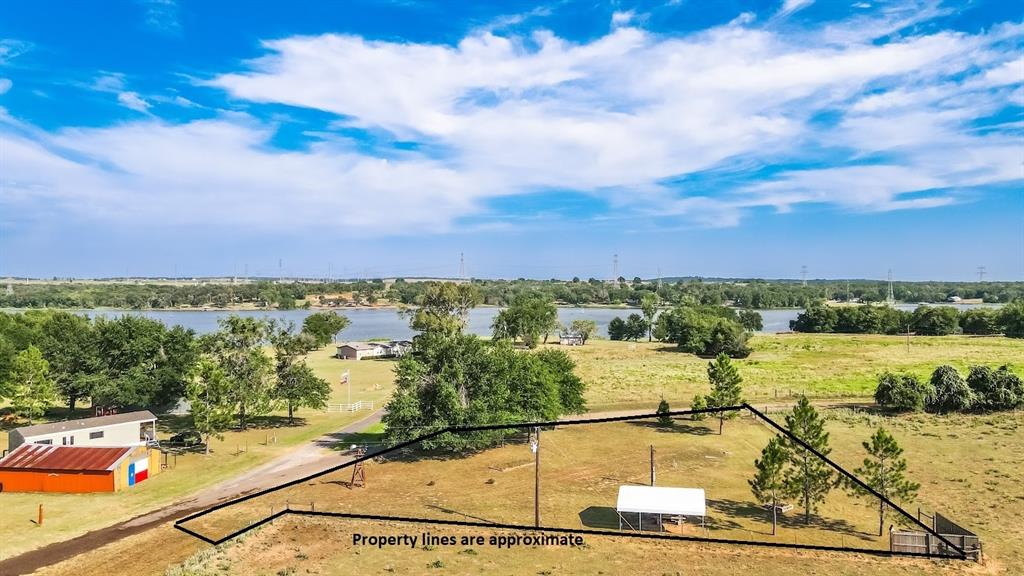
78, 410, 1023, 576
569, 334, 1024, 410
0, 346, 397, 561
13, 333, 1024, 574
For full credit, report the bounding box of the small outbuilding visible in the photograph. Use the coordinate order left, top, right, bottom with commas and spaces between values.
0, 444, 160, 493
616, 485, 706, 531
6, 410, 157, 451
558, 331, 584, 346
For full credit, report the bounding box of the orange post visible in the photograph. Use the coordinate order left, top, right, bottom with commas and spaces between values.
38, 503, 43, 526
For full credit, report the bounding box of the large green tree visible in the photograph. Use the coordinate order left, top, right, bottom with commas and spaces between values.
7, 346, 57, 423
406, 282, 481, 336
706, 353, 743, 434
640, 293, 660, 341
204, 316, 277, 430
187, 358, 235, 454
782, 396, 834, 525
491, 292, 558, 348
38, 311, 102, 414
302, 311, 351, 348
847, 428, 920, 536
750, 436, 788, 535
271, 320, 331, 424
91, 315, 197, 410
382, 333, 585, 452
569, 319, 597, 344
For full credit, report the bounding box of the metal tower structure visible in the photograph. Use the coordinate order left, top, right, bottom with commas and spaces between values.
886, 269, 896, 306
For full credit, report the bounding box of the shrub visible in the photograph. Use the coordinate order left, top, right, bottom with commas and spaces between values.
874, 372, 931, 412
911, 306, 960, 336
691, 394, 708, 420
926, 365, 973, 413
657, 398, 672, 427
608, 317, 627, 341
999, 300, 1024, 338
960, 308, 1000, 335
967, 365, 1024, 411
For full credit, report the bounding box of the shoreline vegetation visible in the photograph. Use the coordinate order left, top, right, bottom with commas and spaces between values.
1, 277, 1019, 312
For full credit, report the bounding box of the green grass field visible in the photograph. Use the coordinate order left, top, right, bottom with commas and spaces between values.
567, 334, 1024, 410
7, 333, 1024, 573
169, 409, 1024, 576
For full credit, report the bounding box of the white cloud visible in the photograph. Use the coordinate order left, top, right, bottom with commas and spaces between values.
0, 39, 31, 65
116, 91, 152, 112
2, 7, 1022, 234
611, 11, 635, 27
139, 0, 181, 34
0, 78, 12, 94
777, 0, 815, 18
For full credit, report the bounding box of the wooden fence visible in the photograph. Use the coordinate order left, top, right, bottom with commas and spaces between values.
890, 511, 981, 560
326, 400, 375, 413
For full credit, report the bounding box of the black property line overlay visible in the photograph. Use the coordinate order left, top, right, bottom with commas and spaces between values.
291, 510, 944, 560
173, 404, 967, 560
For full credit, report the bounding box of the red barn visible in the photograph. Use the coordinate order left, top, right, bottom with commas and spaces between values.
0, 444, 160, 493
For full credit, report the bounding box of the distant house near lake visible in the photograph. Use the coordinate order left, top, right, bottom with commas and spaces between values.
336, 340, 412, 360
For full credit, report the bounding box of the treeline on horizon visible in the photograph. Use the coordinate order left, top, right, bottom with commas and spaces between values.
4, 277, 1024, 310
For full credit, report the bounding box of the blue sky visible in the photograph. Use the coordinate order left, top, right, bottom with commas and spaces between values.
0, 0, 1021, 281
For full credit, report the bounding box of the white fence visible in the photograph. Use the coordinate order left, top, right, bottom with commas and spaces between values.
326, 400, 375, 413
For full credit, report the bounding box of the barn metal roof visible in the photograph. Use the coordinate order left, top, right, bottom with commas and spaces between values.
0, 444, 133, 472
12, 410, 156, 439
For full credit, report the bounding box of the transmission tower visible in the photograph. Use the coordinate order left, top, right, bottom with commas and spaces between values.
459, 252, 466, 280
977, 266, 986, 283
886, 269, 896, 306
613, 254, 620, 281
800, 265, 808, 287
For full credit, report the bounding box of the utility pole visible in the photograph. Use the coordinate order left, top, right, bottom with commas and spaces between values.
650, 445, 656, 486
532, 426, 541, 528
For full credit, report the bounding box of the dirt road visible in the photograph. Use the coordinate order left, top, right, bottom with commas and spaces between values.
0, 409, 383, 576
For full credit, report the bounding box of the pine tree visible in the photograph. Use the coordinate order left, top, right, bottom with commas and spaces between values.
750, 436, 788, 535
656, 398, 672, 427
706, 353, 743, 434
782, 396, 834, 524
849, 428, 920, 536
7, 346, 57, 424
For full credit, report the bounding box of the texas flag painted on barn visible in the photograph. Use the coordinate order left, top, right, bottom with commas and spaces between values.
128, 457, 149, 486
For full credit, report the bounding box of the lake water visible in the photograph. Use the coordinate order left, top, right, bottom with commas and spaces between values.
66, 303, 1002, 340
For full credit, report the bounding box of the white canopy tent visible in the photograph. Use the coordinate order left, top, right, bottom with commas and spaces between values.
616, 486, 706, 531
